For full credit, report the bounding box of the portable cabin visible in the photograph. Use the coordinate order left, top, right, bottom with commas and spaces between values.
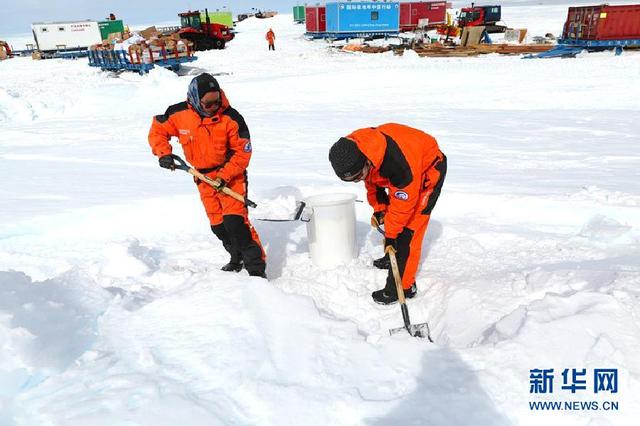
294, 5, 306, 23
325, 1, 400, 35
31, 20, 102, 52
399, 1, 447, 31
306, 6, 327, 33
562, 4, 640, 40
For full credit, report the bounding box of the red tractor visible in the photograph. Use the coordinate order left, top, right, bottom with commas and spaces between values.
458, 4, 507, 33
176, 9, 234, 51
0, 40, 12, 59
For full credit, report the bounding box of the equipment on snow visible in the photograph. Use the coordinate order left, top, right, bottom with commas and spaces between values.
159, 8, 234, 52
167, 154, 257, 208
373, 222, 432, 340
303, 193, 358, 268
257, 199, 362, 222
256, 201, 307, 222
386, 246, 433, 341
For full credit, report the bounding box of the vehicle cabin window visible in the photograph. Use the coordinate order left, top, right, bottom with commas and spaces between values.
58, 27, 65, 31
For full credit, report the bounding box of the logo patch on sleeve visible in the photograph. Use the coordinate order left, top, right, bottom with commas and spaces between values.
243, 141, 252, 153
394, 190, 409, 201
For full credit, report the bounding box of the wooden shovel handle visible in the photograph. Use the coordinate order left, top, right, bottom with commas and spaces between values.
167, 153, 257, 208
187, 168, 247, 204
385, 246, 406, 304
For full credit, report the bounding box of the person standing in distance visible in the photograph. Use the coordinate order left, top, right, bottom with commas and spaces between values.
266, 28, 276, 50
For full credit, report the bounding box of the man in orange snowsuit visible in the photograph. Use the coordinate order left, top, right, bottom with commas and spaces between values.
329, 124, 446, 304
148, 73, 266, 278
266, 28, 276, 50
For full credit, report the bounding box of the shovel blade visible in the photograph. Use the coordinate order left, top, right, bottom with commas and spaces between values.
389, 322, 432, 341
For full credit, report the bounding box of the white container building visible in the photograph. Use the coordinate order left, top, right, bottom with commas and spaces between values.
31, 20, 102, 52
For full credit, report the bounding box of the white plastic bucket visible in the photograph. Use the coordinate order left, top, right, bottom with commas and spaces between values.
303, 193, 357, 268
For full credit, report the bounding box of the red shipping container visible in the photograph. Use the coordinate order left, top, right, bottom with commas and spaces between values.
400, 1, 447, 31
562, 4, 640, 40
305, 6, 326, 33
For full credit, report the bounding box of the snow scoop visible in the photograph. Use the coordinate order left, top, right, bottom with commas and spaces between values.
256, 201, 307, 222
167, 154, 257, 208
386, 246, 433, 341
258, 198, 363, 222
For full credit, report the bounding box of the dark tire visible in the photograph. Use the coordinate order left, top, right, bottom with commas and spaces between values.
195, 38, 211, 51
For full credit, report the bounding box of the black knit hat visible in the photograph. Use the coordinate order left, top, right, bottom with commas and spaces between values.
329, 137, 367, 180
194, 73, 220, 99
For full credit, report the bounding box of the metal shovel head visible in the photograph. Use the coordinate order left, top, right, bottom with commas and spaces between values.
389, 322, 432, 340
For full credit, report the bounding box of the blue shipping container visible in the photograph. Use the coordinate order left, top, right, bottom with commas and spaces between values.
326, 2, 400, 33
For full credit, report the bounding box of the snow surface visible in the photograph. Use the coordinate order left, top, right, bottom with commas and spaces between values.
1, 3, 640, 425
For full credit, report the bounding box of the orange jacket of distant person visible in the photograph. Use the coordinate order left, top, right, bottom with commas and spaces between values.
266, 29, 276, 43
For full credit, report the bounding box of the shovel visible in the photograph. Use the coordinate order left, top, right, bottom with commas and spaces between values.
256, 201, 306, 222
386, 246, 433, 341
168, 154, 257, 208
374, 221, 432, 341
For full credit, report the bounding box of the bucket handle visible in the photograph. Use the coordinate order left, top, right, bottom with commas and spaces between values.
300, 197, 362, 222
300, 205, 313, 222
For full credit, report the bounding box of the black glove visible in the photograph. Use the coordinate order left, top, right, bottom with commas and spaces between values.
372, 211, 386, 227
384, 237, 397, 253
212, 177, 226, 191
159, 155, 175, 170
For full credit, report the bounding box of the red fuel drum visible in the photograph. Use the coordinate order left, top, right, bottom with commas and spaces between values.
563, 4, 640, 40
399, 1, 447, 31
305, 6, 327, 33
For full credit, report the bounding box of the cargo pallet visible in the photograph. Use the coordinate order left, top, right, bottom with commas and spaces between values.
526, 38, 640, 59
13, 47, 90, 59
87, 48, 197, 74
305, 31, 399, 40
412, 43, 554, 57
50, 49, 90, 59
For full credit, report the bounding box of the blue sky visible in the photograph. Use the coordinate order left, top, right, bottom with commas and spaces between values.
2, 1, 299, 35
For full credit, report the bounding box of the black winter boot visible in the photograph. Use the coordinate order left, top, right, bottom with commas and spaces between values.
221, 260, 243, 272
249, 271, 267, 279
223, 215, 266, 278
372, 282, 416, 305
373, 254, 390, 270
211, 224, 242, 269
